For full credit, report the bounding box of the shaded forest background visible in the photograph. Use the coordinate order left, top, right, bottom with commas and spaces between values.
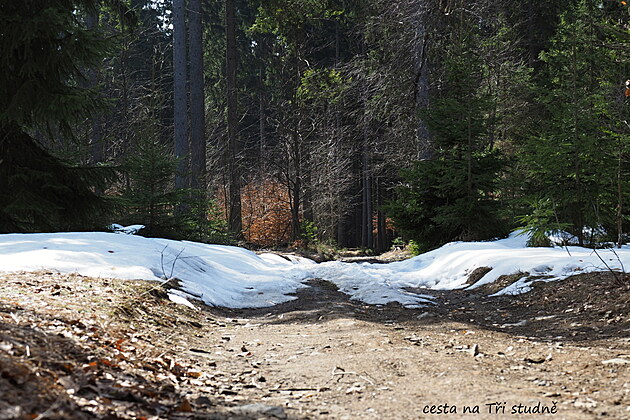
1, 0, 629, 252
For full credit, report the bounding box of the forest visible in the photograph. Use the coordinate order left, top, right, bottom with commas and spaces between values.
1, 0, 629, 253
2, 2, 630, 418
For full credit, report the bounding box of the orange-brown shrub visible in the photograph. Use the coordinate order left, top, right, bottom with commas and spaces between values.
241, 178, 292, 246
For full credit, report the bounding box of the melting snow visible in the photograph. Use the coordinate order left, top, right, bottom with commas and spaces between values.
0, 230, 628, 309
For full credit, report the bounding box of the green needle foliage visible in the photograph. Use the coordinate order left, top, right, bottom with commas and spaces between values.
0, 0, 115, 232
386, 31, 509, 252
120, 131, 229, 244
517, 197, 570, 247
522, 0, 628, 246
121, 135, 185, 239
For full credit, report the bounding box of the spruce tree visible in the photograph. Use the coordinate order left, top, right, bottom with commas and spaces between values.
0, 0, 114, 232
523, 0, 620, 245
121, 110, 184, 238
386, 31, 508, 251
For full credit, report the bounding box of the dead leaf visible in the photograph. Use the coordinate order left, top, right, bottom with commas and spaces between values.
186, 370, 203, 378
177, 398, 193, 412
99, 358, 118, 368
114, 339, 124, 350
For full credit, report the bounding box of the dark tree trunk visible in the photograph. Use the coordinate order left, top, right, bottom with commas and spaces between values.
86, 10, 103, 166
290, 128, 301, 241
413, 8, 431, 158
375, 179, 387, 253
259, 64, 265, 167
334, 18, 346, 247
257, 35, 268, 169
226, 0, 242, 237
361, 142, 373, 249
617, 136, 623, 249
173, 0, 189, 190
361, 84, 373, 249
189, 0, 206, 193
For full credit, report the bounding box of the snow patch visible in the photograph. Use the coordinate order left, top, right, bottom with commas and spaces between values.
168, 292, 198, 310
0, 233, 309, 309
0, 230, 628, 309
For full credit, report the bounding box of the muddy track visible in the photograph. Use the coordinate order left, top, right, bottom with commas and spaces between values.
0, 272, 628, 419
197, 274, 629, 419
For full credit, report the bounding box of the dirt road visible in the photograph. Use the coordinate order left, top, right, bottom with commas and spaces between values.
0, 272, 628, 419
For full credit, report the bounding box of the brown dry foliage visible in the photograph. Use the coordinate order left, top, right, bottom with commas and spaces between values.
241, 178, 293, 246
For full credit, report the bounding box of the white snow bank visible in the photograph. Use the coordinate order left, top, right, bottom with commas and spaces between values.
304, 261, 437, 308
0, 232, 313, 308
305, 232, 629, 302
0, 231, 628, 309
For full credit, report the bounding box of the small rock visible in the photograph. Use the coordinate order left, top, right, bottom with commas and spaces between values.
470, 344, 479, 357
57, 375, 77, 394
177, 399, 193, 412
574, 398, 597, 409
601, 358, 630, 365
194, 396, 213, 407
231, 403, 286, 419
500, 320, 528, 328
220, 388, 238, 396
346, 383, 364, 394
524, 356, 547, 364
404, 335, 422, 345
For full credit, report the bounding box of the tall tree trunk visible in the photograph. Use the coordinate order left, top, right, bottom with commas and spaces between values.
226, 0, 242, 237
173, 0, 189, 190
570, 36, 584, 246
289, 27, 307, 241
119, 11, 132, 189
360, 36, 373, 250
290, 128, 301, 241
361, 127, 373, 249
86, 10, 103, 166
375, 178, 387, 253
413, 6, 431, 159
189, 0, 206, 193
617, 134, 623, 249
334, 19, 345, 247
257, 35, 267, 169
259, 62, 265, 168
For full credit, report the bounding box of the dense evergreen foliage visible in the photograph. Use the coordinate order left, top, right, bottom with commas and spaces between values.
0, 0, 115, 232
386, 29, 509, 251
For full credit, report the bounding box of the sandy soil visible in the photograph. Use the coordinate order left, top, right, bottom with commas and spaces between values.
0, 271, 628, 419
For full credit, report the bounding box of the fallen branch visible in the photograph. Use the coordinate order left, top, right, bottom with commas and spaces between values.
591, 248, 627, 286
331, 366, 375, 386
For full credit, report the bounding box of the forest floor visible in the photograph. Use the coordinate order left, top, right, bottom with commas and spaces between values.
0, 270, 628, 419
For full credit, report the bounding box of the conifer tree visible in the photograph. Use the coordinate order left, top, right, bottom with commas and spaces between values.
523, 0, 619, 245
386, 26, 509, 251
0, 0, 115, 232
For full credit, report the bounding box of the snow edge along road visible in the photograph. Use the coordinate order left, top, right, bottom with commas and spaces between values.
0, 231, 628, 309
